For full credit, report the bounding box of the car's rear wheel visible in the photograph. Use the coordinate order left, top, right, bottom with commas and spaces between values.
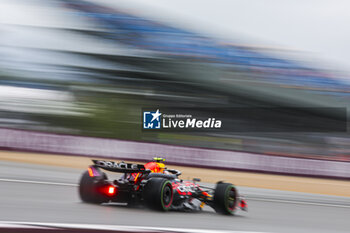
213, 182, 238, 215
143, 178, 173, 211
79, 170, 108, 204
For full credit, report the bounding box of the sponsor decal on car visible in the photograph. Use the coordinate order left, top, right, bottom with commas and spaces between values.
93, 160, 144, 170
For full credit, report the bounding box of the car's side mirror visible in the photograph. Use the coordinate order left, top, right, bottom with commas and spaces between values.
193, 178, 201, 182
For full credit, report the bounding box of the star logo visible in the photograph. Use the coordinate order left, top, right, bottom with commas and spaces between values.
151, 109, 161, 122
143, 109, 162, 129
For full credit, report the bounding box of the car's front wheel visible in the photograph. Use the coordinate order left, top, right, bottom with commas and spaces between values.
213, 182, 238, 215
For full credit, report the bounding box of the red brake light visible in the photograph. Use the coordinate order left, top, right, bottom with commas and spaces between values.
107, 186, 116, 195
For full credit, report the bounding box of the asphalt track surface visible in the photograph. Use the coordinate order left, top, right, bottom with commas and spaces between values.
1, 161, 350, 233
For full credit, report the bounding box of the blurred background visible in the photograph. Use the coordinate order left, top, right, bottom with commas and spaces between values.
1, 0, 350, 161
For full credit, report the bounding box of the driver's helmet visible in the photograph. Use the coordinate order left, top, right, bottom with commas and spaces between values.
144, 157, 166, 173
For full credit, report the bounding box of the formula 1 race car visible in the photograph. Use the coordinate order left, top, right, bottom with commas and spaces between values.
79, 158, 247, 215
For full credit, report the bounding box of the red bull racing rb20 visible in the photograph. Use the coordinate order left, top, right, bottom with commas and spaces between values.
79, 158, 247, 215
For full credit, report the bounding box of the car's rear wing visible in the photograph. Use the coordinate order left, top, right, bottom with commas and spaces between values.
92, 160, 150, 173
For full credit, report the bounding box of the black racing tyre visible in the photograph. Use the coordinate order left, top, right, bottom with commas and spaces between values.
143, 178, 173, 211
79, 170, 108, 204
213, 183, 238, 215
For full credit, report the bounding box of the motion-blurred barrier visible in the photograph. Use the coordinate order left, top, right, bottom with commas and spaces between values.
0, 128, 349, 179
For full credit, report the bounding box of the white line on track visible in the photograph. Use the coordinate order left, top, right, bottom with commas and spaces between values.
0, 221, 267, 233
1, 178, 350, 209
0, 178, 77, 186
247, 197, 350, 208
0, 223, 54, 229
